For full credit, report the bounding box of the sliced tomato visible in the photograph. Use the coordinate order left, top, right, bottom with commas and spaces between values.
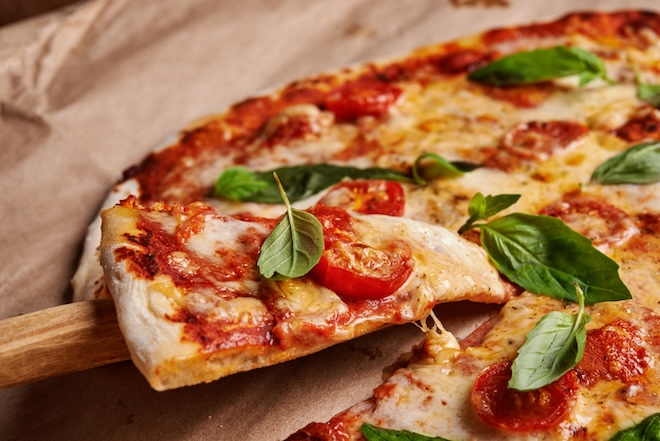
318, 180, 405, 216
501, 120, 588, 161
308, 205, 414, 301
323, 79, 403, 120
471, 360, 579, 432
574, 319, 649, 387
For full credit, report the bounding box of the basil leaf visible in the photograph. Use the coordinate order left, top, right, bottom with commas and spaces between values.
509, 284, 591, 391
633, 64, 660, 108
361, 424, 454, 441
468, 46, 612, 87
257, 174, 323, 279
411, 152, 465, 184
609, 413, 660, 440
591, 142, 660, 185
215, 163, 412, 204
213, 166, 270, 201
457, 193, 520, 234
479, 213, 631, 304
637, 83, 660, 108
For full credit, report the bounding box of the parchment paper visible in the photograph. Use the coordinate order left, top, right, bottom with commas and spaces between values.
1, 1, 658, 440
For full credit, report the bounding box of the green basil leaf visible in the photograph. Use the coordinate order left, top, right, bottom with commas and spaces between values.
411, 152, 465, 184
591, 142, 660, 185
509, 284, 591, 391
457, 193, 520, 234
213, 166, 270, 201
361, 424, 454, 441
479, 213, 631, 304
468, 46, 612, 87
215, 163, 412, 204
257, 174, 323, 279
449, 161, 481, 173
609, 413, 660, 440
637, 83, 660, 108
633, 64, 660, 108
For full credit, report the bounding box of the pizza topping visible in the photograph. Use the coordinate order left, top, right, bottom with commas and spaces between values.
361, 424, 451, 441
458, 193, 631, 304
433, 48, 493, 75
257, 174, 324, 279
502, 121, 588, 161
116, 202, 268, 290
471, 360, 579, 432
478, 83, 555, 108
259, 104, 332, 148
613, 106, 660, 142
634, 65, 660, 108
574, 319, 650, 387
286, 417, 354, 441
539, 192, 639, 249
214, 163, 411, 204
467, 46, 613, 87
323, 79, 403, 120
308, 205, 414, 301
608, 413, 660, 440
509, 284, 590, 391
484, 121, 588, 171
170, 306, 275, 353
591, 141, 660, 184
318, 180, 405, 216
458, 193, 520, 234
411, 153, 466, 184
213, 152, 466, 204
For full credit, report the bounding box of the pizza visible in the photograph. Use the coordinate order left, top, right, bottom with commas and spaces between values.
71, 8, 660, 439
97, 195, 510, 390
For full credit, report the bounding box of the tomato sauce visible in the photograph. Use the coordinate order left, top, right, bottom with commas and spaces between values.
169, 307, 276, 353
433, 48, 494, 75
477, 83, 556, 108
114, 210, 266, 291
261, 114, 321, 148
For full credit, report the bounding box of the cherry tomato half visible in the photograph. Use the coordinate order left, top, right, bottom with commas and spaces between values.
471, 360, 579, 432
323, 79, 403, 120
308, 205, 414, 301
318, 180, 405, 217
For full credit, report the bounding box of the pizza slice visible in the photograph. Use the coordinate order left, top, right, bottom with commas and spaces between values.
99, 190, 512, 390
285, 189, 660, 441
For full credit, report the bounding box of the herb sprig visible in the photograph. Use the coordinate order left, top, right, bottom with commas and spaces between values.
468, 46, 614, 87
633, 64, 660, 108
508, 284, 591, 391
256, 174, 324, 279
214, 154, 473, 204
457, 193, 631, 304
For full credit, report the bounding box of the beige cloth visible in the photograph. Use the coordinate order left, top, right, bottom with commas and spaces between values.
1, 0, 658, 439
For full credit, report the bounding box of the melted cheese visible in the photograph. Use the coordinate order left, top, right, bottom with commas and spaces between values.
99, 201, 509, 390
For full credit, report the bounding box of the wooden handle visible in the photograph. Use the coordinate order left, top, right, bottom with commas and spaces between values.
0, 299, 130, 389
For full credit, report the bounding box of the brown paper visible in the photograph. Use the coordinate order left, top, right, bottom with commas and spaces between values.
1, 0, 658, 439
